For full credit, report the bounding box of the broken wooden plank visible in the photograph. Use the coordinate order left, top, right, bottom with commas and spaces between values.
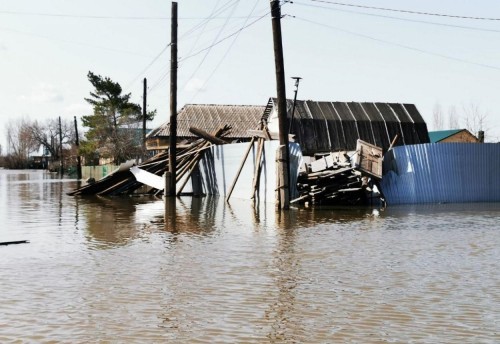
226, 136, 256, 202
189, 126, 228, 145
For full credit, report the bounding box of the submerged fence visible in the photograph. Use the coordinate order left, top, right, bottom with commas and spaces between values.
82, 164, 119, 181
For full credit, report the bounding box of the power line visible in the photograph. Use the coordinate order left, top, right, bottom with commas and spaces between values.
0, 9, 262, 20
189, 0, 262, 102
294, 1, 500, 33
182, 0, 242, 92
0, 25, 152, 57
148, 1, 286, 95
149, 0, 240, 94
308, 0, 500, 21
124, 43, 172, 91
292, 15, 500, 71
149, 4, 271, 94
182, 0, 225, 62
0, 10, 168, 20
179, 10, 269, 63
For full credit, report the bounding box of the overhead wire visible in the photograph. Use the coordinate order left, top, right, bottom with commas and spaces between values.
178, 10, 270, 64
0, 10, 169, 20
148, 0, 241, 93
182, 0, 223, 57
308, 0, 500, 21
189, 0, 262, 102
0, 9, 263, 21
124, 43, 172, 91
127, 2, 248, 93
148, 3, 273, 95
0, 25, 153, 57
180, 0, 241, 42
294, 1, 500, 33
291, 15, 500, 71
181, 0, 242, 92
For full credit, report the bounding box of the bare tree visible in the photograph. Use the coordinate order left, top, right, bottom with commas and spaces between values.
432, 102, 444, 130
462, 102, 488, 139
4, 117, 40, 168
447, 105, 459, 129
28, 118, 76, 161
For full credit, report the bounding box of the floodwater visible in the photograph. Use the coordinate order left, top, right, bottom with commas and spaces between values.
1, 169, 499, 343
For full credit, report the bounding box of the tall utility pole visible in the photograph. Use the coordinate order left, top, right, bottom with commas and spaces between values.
270, 0, 289, 210
167, 1, 178, 196
289, 77, 302, 134
142, 77, 147, 161
59, 116, 64, 176
74, 116, 82, 180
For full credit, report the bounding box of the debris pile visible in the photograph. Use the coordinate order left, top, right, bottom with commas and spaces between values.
292, 140, 385, 206
68, 125, 232, 196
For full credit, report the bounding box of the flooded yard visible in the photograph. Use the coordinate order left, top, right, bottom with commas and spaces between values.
1, 170, 499, 343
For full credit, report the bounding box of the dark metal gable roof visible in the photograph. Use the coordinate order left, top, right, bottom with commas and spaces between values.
148, 104, 265, 139
265, 98, 430, 154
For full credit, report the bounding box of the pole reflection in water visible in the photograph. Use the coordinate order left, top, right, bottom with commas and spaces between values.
266, 210, 302, 342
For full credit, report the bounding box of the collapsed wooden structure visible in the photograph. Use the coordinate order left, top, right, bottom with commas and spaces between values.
70, 98, 430, 207
68, 125, 232, 196
292, 140, 384, 206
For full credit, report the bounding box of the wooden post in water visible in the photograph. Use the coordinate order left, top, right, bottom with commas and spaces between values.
270, 0, 289, 210
74, 116, 82, 180
59, 116, 64, 176
166, 1, 178, 197
142, 77, 147, 161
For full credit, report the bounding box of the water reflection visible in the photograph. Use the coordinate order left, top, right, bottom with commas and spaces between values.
75, 195, 164, 247
162, 196, 222, 236
268, 211, 301, 342
3, 170, 500, 343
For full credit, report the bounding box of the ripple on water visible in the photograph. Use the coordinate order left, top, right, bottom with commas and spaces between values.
1, 171, 500, 342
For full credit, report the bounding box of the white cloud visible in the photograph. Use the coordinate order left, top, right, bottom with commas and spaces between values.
0, 43, 6, 52
17, 82, 64, 103
184, 78, 206, 93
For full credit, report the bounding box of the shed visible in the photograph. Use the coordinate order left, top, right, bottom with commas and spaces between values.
146, 104, 265, 150
428, 129, 479, 143
263, 98, 430, 155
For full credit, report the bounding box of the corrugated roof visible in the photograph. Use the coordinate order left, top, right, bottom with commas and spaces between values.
266, 98, 430, 153
148, 104, 265, 139
428, 129, 463, 143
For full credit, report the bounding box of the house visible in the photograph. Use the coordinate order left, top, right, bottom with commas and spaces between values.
146, 104, 265, 150
263, 98, 430, 156
428, 129, 480, 143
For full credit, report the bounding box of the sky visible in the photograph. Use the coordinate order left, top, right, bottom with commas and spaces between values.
1, 0, 500, 152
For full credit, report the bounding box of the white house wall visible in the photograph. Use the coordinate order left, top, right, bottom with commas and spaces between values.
182, 141, 302, 203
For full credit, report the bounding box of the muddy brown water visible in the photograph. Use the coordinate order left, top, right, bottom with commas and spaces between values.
1, 170, 499, 343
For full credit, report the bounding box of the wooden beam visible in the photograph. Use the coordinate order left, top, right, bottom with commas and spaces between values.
226, 136, 256, 202
189, 127, 228, 145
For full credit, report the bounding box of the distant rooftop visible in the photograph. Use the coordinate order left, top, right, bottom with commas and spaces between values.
428, 129, 463, 143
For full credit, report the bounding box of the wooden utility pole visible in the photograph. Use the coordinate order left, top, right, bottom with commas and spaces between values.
74, 116, 82, 179
59, 116, 64, 176
270, 0, 289, 209
143, 78, 147, 161
289, 77, 302, 134
167, 1, 178, 196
